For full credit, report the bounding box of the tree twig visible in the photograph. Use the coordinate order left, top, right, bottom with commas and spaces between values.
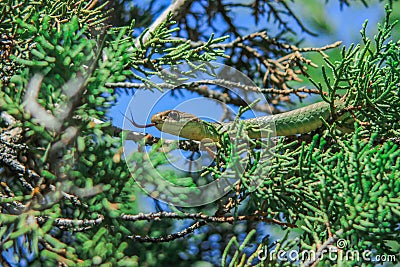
122, 211, 295, 243
128, 221, 206, 243
135, 0, 195, 47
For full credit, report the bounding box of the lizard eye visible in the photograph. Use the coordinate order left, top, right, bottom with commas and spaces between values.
168, 110, 180, 121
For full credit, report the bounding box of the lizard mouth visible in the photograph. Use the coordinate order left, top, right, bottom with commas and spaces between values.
150, 115, 159, 125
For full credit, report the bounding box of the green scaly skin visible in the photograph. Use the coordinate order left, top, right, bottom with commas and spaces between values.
151, 100, 347, 141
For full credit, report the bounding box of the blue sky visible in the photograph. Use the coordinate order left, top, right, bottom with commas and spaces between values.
2, 1, 393, 265
111, 0, 387, 136
107, 0, 390, 213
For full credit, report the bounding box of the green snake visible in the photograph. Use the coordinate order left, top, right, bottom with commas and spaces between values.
150, 100, 348, 141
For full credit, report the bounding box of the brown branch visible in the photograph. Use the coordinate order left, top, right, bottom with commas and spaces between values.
169, 31, 340, 93
0, 146, 39, 192
128, 221, 207, 243
106, 80, 325, 113
123, 209, 296, 242
210, 32, 341, 54
37, 214, 104, 230
301, 229, 344, 267
106, 79, 322, 96
84, 0, 98, 10
122, 211, 295, 228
